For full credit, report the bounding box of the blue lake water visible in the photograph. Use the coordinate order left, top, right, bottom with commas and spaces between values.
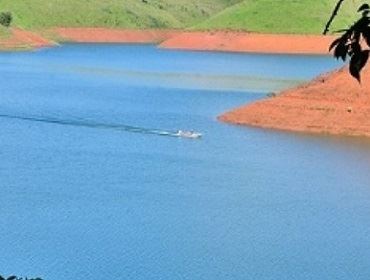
1, 44, 370, 280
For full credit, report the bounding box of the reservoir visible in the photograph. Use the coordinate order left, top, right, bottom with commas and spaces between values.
0, 44, 369, 280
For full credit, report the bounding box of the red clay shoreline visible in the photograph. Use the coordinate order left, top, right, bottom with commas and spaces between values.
55, 28, 337, 55
0, 27, 336, 55
219, 65, 370, 138
0, 28, 55, 50
54, 28, 182, 44
159, 31, 336, 55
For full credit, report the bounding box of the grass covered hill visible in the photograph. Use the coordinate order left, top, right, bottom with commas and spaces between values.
0, 0, 365, 34
195, 0, 364, 34
0, 25, 10, 38
0, 0, 241, 29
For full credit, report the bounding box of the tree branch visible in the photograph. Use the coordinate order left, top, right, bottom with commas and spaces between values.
323, 0, 346, 35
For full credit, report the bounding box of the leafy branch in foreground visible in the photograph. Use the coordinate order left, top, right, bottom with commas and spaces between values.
0, 275, 43, 280
323, 0, 345, 35
329, 3, 370, 82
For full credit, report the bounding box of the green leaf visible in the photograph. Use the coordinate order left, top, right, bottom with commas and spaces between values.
358, 3, 370, 12
350, 50, 369, 82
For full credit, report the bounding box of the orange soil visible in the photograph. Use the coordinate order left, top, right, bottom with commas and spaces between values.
160, 31, 337, 55
219, 65, 370, 137
1, 28, 335, 55
54, 28, 181, 43
0, 28, 54, 49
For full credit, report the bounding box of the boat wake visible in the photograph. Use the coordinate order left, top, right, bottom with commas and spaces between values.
0, 113, 201, 139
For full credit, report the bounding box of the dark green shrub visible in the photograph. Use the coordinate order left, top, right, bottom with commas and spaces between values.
0, 12, 12, 27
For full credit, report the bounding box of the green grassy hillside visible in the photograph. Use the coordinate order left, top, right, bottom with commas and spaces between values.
0, 25, 10, 38
0, 0, 364, 34
195, 0, 364, 34
0, 0, 241, 29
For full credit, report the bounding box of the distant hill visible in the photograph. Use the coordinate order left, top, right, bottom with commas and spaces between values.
0, 0, 365, 34
195, 0, 364, 34
0, 0, 241, 29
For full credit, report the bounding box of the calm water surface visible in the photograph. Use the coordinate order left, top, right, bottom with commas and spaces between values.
1, 44, 370, 280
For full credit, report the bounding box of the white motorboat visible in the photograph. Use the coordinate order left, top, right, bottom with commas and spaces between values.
175, 130, 202, 139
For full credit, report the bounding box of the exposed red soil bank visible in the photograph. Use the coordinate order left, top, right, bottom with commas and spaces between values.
54, 28, 181, 43
1, 28, 336, 55
219, 65, 370, 137
0, 28, 54, 49
160, 31, 336, 55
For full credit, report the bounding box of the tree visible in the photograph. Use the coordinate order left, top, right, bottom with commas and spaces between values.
324, 1, 370, 82
0, 11, 12, 27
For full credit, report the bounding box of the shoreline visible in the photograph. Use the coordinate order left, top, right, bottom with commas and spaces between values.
219, 65, 370, 138
0, 27, 335, 55
54, 28, 181, 44
159, 31, 336, 55
0, 28, 55, 50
